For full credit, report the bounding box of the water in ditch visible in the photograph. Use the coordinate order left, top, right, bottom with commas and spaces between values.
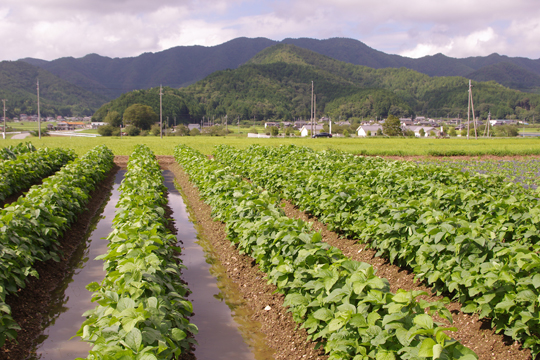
163, 170, 274, 360
30, 170, 125, 360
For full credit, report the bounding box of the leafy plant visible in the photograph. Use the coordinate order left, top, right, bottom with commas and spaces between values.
0, 147, 75, 201
0, 145, 114, 347
212, 144, 540, 357
76, 145, 197, 360
175, 144, 476, 360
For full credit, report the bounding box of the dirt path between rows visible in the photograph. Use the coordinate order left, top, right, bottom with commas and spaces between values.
0, 166, 119, 360
169, 162, 328, 360
279, 201, 530, 360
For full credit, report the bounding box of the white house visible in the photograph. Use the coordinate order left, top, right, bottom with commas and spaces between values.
91, 122, 107, 129
187, 124, 201, 131
300, 124, 324, 137
357, 125, 382, 137
407, 126, 441, 137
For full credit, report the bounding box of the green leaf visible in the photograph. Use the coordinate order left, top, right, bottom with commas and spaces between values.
313, 308, 333, 322
418, 338, 437, 357
433, 343, 443, 359
414, 314, 434, 329
376, 350, 396, 360
171, 328, 187, 341
125, 328, 142, 352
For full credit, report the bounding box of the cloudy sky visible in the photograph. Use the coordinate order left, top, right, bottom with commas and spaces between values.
1, 0, 540, 61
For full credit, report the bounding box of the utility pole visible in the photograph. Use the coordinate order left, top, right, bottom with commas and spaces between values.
486, 111, 491, 137
467, 80, 471, 140
174, 116, 176, 128
225, 115, 228, 132
2, 99, 6, 140
470, 82, 478, 140
311, 81, 314, 137
237, 116, 240, 133
159, 85, 163, 139
37, 79, 41, 139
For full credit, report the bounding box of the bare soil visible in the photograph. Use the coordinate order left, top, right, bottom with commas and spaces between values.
0, 166, 119, 360
279, 201, 531, 360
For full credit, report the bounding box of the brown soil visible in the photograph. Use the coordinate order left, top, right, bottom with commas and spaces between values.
169, 162, 328, 360
0, 165, 119, 360
279, 201, 531, 360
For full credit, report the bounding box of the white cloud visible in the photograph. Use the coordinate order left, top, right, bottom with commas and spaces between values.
1, 0, 540, 61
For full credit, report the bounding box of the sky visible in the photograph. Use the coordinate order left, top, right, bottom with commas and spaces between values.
1, 0, 540, 61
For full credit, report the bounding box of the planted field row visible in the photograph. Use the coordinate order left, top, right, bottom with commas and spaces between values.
0, 146, 76, 202
213, 144, 540, 357
77, 145, 197, 360
175, 144, 477, 360
421, 159, 540, 190
0, 142, 36, 161
0, 145, 114, 347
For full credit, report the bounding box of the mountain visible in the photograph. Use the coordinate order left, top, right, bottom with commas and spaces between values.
93, 44, 540, 124
21, 38, 277, 99
20, 37, 540, 101
0, 60, 109, 118
467, 62, 540, 92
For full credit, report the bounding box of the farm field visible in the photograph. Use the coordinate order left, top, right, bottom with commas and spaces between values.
1, 138, 539, 360
1, 135, 540, 156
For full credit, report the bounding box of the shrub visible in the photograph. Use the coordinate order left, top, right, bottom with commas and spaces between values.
151, 124, 161, 136
97, 124, 115, 136
126, 126, 140, 136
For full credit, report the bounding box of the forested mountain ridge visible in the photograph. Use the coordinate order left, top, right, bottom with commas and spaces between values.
0, 60, 109, 118
21, 37, 540, 100
93, 44, 540, 124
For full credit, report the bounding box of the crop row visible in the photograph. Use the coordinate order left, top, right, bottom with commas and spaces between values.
213, 144, 540, 357
0, 146, 76, 202
175, 144, 477, 360
77, 145, 197, 360
0, 145, 114, 347
0, 142, 36, 161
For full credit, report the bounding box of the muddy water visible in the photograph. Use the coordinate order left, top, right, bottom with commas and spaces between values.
163, 171, 274, 360
31, 170, 125, 360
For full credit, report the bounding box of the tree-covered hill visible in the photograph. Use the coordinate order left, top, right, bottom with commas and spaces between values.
467, 62, 540, 93
93, 44, 540, 123
0, 60, 109, 118
21, 37, 540, 101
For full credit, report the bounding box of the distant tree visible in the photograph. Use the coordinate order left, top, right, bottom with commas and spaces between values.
151, 124, 161, 136
270, 126, 279, 136
343, 129, 350, 137
382, 115, 402, 136
449, 128, 457, 137
189, 128, 200, 136
249, 127, 258, 134
285, 127, 292, 136
366, 130, 371, 136
104, 111, 122, 127
429, 130, 436, 137
176, 124, 189, 136
98, 124, 115, 136
126, 126, 140, 136
419, 128, 425, 137
376, 128, 383, 136
403, 129, 415, 137
123, 104, 158, 130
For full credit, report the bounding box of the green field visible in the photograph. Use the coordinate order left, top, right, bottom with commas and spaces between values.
1, 135, 539, 156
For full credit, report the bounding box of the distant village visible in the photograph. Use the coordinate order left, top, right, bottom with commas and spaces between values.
2, 113, 527, 138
